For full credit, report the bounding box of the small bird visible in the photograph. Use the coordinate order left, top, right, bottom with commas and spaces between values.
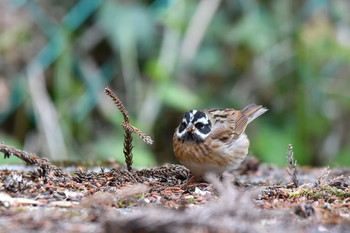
173, 104, 267, 177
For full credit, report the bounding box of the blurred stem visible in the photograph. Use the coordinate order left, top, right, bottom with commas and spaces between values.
54, 44, 72, 104
156, 27, 181, 80
179, 0, 222, 64
295, 82, 312, 165
27, 64, 68, 160
136, 85, 161, 133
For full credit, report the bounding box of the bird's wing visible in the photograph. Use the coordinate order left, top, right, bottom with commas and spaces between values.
205, 104, 267, 142
205, 108, 246, 142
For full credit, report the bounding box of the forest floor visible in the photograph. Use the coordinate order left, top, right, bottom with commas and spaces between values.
0, 143, 349, 233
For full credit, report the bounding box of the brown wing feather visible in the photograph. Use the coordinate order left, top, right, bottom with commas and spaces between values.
204, 104, 267, 142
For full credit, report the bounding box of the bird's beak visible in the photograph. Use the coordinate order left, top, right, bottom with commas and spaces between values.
186, 123, 195, 133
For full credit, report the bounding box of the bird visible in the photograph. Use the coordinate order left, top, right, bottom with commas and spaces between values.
173, 104, 268, 178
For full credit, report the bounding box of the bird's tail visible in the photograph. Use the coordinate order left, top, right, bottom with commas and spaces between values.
242, 104, 268, 124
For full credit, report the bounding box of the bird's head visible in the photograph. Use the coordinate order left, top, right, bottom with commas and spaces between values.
176, 110, 212, 143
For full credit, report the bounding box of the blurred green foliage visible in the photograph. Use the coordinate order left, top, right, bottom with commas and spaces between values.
0, 0, 350, 167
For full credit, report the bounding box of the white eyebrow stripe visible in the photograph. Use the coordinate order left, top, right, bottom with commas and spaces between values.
194, 117, 209, 124
176, 128, 209, 140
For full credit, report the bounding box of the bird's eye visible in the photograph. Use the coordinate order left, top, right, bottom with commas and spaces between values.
179, 121, 187, 132
195, 122, 204, 129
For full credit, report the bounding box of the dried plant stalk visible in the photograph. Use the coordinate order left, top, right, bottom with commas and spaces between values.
123, 130, 134, 172
122, 122, 153, 145
104, 87, 129, 122
317, 166, 330, 186
0, 142, 69, 178
286, 144, 299, 188
104, 87, 153, 172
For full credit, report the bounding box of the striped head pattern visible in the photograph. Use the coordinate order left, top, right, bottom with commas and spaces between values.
176, 110, 212, 143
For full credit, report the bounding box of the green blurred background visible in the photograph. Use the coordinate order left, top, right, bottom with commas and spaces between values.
0, 0, 350, 167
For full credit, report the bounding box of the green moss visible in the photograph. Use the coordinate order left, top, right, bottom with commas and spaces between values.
320, 186, 350, 198
117, 199, 134, 208
185, 197, 195, 203
297, 190, 325, 199
289, 186, 350, 200
134, 193, 146, 199
68, 211, 83, 218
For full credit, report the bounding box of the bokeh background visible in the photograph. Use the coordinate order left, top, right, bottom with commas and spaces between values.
1, 0, 350, 167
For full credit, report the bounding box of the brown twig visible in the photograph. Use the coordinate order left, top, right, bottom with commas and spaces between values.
286, 144, 299, 188
104, 87, 153, 172
0, 142, 69, 178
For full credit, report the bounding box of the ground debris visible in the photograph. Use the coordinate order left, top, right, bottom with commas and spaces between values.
294, 202, 315, 218
0, 144, 350, 232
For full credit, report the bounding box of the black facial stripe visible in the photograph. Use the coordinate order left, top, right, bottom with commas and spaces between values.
192, 111, 206, 122
194, 119, 211, 134
184, 111, 191, 123
178, 121, 186, 133
197, 124, 211, 134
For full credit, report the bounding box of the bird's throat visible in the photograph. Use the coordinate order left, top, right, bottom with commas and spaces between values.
180, 132, 204, 144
